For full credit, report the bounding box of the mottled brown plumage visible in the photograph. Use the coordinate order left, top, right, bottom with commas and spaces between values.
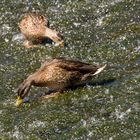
19, 12, 64, 48
17, 57, 106, 99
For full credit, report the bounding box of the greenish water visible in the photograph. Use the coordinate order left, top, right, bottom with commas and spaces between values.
0, 0, 140, 139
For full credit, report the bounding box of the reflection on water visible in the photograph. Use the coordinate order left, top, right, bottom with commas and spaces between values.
0, 0, 140, 139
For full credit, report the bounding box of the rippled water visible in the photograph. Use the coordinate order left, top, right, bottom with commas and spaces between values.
0, 0, 140, 139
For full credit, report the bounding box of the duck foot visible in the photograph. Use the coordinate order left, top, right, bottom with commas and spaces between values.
42, 88, 66, 99
41, 91, 60, 99
24, 40, 38, 48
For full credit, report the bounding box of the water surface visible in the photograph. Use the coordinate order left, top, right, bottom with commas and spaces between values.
0, 0, 140, 139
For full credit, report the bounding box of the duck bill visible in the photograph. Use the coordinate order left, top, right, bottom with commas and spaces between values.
15, 96, 24, 107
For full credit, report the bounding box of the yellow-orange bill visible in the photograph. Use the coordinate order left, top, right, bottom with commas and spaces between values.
15, 96, 23, 107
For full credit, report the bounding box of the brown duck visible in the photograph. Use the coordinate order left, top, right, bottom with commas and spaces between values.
19, 12, 64, 48
15, 57, 106, 106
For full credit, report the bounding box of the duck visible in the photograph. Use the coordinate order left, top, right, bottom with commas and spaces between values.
19, 12, 64, 48
15, 57, 106, 106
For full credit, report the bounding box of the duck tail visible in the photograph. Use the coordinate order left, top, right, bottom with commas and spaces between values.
93, 64, 106, 76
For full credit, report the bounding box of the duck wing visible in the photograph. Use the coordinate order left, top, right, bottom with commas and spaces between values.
39, 57, 106, 75
54, 58, 105, 75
